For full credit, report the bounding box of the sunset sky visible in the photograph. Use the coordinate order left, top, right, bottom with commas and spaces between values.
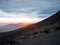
0, 0, 60, 24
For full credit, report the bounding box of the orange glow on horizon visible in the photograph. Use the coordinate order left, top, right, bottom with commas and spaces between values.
18, 22, 32, 26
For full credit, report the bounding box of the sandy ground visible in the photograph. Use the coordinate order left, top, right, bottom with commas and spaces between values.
16, 30, 60, 45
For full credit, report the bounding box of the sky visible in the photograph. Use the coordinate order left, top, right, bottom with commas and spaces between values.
0, 0, 60, 24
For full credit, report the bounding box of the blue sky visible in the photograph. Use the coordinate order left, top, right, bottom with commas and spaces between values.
0, 0, 60, 23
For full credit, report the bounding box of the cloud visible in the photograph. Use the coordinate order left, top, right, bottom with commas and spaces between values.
0, 0, 60, 23
0, 0, 60, 14
0, 10, 50, 18
0, 10, 47, 23
0, 11, 17, 18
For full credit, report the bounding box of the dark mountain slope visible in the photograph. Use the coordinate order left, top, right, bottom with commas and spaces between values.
15, 11, 60, 32
37, 11, 60, 27
0, 11, 60, 44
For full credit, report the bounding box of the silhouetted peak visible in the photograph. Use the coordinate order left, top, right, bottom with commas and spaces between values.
52, 11, 60, 18
54, 11, 60, 16
37, 11, 60, 27
57, 11, 60, 14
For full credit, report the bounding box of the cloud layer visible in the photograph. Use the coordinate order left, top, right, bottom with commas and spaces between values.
0, 0, 60, 23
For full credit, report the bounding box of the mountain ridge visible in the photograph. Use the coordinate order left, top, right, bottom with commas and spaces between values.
0, 11, 60, 45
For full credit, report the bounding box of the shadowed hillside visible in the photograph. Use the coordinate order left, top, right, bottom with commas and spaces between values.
0, 11, 60, 45
37, 11, 60, 27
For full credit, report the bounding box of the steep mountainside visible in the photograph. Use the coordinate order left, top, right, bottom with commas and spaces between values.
0, 11, 60, 45
15, 11, 60, 33
37, 11, 60, 27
